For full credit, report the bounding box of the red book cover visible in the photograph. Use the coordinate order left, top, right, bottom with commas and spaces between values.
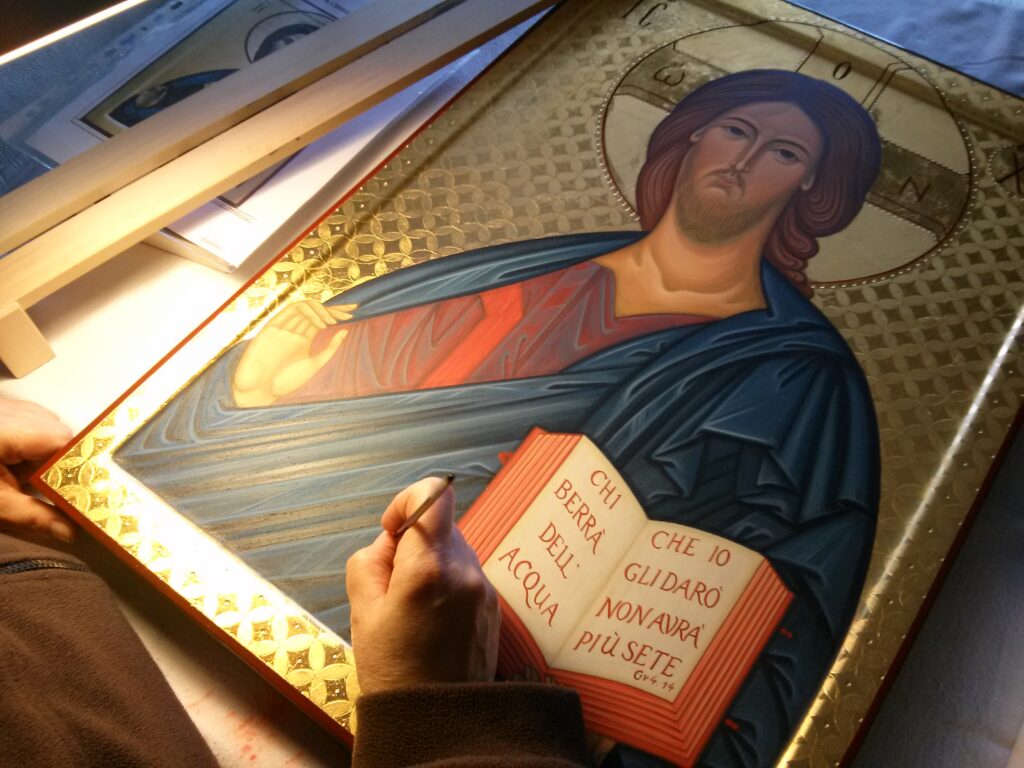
460, 429, 792, 765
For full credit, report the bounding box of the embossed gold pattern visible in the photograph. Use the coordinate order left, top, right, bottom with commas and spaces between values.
38, 0, 1023, 764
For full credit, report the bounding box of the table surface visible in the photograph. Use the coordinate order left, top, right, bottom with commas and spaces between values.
1, 2, 1022, 767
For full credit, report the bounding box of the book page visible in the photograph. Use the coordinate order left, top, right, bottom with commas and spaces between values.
481, 437, 646, 658
552, 522, 763, 702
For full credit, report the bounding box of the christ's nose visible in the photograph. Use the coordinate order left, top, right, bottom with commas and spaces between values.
730, 139, 762, 173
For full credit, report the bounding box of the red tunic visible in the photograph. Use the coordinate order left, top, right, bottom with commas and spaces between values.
278, 261, 709, 404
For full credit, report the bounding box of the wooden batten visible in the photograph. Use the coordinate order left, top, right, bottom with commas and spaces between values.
0, 304, 55, 379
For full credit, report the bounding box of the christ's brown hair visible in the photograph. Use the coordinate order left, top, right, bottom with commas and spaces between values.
635, 69, 882, 297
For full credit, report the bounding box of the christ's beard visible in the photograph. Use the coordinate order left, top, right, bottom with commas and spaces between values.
674, 180, 778, 244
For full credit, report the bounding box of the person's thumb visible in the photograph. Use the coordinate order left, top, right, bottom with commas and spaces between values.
0, 484, 76, 542
346, 530, 397, 608
381, 477, 454, 545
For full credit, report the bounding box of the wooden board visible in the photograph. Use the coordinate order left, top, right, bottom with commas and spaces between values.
30, 1, 1024, 763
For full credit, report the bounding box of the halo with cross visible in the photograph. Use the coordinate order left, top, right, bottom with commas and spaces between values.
599, 21, 974, 286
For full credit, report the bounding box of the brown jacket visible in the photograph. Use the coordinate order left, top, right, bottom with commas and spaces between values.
0, 532, 218, 767
354, 683, 593, 767
0, 531, 592, 767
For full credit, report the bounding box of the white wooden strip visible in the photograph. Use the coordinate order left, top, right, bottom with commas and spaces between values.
0, 0, 460, 256
0, 0, 552, 311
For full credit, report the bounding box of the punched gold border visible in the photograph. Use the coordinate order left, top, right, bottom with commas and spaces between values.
35, 1, 1024, 765
594, 18, 979, 291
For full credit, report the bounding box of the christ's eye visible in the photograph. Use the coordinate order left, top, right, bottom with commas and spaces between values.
722, 124, 748, 139
774, 147, 800, 164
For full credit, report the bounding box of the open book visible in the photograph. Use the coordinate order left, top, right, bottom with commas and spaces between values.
459, 429, 793, 766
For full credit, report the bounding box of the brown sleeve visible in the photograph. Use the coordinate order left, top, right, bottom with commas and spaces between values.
0, 532, 218, 768
352, 682, 593, 768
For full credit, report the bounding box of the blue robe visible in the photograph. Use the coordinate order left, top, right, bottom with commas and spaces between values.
117, 232, 879, 768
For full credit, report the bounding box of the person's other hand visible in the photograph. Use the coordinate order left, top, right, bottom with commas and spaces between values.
0, 398, 75, 542
232, 300, 355, 408
347, 477, 499, 695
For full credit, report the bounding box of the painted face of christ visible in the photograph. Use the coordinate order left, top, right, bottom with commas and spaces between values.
672, 102, 824, 244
